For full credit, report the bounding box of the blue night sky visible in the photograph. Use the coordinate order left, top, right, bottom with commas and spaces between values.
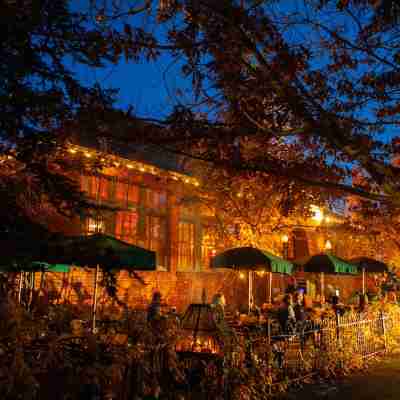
71, 53, 189, 118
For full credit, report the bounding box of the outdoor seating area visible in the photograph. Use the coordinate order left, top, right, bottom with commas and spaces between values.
3, 238, 400, 399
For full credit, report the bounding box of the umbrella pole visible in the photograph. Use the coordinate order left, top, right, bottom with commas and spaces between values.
268, 271, 273, 304
92, 264, 100, 333
248, 271, 253, 313
320, 272, 325, 303
18, 271, 24, 304
362, 268, 366, 295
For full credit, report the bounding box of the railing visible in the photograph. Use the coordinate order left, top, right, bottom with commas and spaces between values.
232, 309, 399, 392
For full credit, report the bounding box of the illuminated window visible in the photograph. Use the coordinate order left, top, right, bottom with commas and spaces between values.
80, 175, 109, 200
146, 216, 167, 268
85, 217, 105, 235
201, 226, 216, 269
177, 221, 195, 271
115, 181, 139, 204
115, 211, 138, 244
145, 189, 167, 209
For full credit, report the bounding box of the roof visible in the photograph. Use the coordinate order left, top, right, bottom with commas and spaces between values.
72, 117, 190, 175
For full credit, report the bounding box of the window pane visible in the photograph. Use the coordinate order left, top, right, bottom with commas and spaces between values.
201, 226, 216, 269
127, 184, 139, 204
115, 181, 127, 203
146, 216, 167, 268
85, 217, 105, 235
177, 221, 195, 271
81, 175, 109, 201
115, 211, 138, 244
145, 189, 167, 209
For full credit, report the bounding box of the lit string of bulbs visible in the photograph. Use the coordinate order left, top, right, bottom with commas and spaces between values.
67, 144, 200, 187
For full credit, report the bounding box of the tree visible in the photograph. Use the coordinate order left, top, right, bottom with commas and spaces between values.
82, 0, 400, 204
0, 0, 139, 233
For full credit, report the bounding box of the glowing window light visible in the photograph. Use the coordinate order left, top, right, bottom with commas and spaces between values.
310, 205, 324, 223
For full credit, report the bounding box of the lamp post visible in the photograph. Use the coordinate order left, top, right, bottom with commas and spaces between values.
282, 234, 289, 259
320, 239, 332, 304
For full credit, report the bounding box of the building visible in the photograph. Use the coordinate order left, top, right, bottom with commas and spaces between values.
32, 139, 396, 313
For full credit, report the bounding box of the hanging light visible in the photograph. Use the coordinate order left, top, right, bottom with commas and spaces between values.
324, 240, 332, 251
281, 234, 289, 243
239, 272, 245, 279
310, 205, 324, 223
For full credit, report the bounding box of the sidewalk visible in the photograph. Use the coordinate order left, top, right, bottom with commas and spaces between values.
283, 354, 400, 400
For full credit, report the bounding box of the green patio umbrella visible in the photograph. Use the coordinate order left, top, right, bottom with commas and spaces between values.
211, 246, 293, 309
43, 234, 156, 271
295, 253, 358, 299
349, 257, 389, 295
41, 234, 157, 332
1, 233, 156, 331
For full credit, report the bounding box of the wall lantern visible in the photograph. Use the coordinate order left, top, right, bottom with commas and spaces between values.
324, 239, 332, 251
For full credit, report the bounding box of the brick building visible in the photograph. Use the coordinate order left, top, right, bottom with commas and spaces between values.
35, 141, 395, 313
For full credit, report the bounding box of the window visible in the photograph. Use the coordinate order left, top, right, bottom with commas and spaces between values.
115, 211, 138, 244
177, 221, 195, 271
80, 175, 109, 201
115, 180, 139, 205
201, 226, 216, 270
145, 189, 167, 209
85, 217, 105, 235
146, 216, 167, 268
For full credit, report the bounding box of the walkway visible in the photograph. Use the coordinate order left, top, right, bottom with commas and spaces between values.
283, 354, 400, 400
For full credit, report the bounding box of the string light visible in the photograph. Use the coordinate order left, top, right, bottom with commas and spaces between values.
66, 144, 200, 187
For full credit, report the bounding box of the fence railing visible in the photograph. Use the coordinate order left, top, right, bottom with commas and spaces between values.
236, 309, 399, 387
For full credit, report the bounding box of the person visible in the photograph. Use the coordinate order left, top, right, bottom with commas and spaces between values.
278, 294, 296, 334
211, 292, 226, 323
294, 290, 306, 323
167, 306, 180, 326
147, 291, 162, 322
